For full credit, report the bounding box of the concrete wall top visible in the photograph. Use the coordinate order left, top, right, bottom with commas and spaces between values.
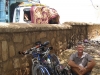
63, 21, 100, 25
0, 23, 71, 32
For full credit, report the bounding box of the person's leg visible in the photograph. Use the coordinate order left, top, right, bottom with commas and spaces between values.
71, 68, 82, 75
71, 70, 78, 75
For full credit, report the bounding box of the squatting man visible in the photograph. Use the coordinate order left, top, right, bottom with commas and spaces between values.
68, 42, 96, 75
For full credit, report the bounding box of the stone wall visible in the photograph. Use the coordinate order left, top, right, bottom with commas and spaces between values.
0, 22, 91, 75
65, 22, 100, 41
87, 23, 100, 41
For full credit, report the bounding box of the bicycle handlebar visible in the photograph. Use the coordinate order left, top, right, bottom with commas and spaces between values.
42, 41, 49, 46
18, 41, 52, 55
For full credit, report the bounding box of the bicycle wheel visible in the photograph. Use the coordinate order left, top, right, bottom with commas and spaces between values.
32, 64, 43, 75
53, 66, 59, 75
61, 69, 69, 75
32, 64, 50, 75
50, 54, 60, 67
43, 66, 51, 75
49, 54, 60, 75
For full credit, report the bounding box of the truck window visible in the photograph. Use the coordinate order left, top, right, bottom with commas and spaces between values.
23, 8, 31, 22
15, 9, 20, 22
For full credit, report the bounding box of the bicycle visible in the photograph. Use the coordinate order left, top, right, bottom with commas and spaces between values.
19, 41, 71, 75
19, 41, 51, 75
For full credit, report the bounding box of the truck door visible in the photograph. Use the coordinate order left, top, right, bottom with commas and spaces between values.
13, 7, 20, 22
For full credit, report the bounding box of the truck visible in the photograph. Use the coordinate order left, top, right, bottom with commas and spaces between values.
11, 1, 59, 24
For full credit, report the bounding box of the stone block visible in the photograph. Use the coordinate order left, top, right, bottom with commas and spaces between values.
2, 41, 8, 61
3, 60, 13, 72
47, 31, 55, 40
15, 43, 23, 56
0, 42, 2, 62
13, 34, 23, 43
0, 36, 4, 41
24, 35, 31, 45
0, 34, 8, 41
31, 32, 35, 42
13, 58, 20, 68
51, 38, 55, 45
0, 68, 1, 74
37, 32, 46, 39
34, 32, 41, 41
9, 45, 15, 57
